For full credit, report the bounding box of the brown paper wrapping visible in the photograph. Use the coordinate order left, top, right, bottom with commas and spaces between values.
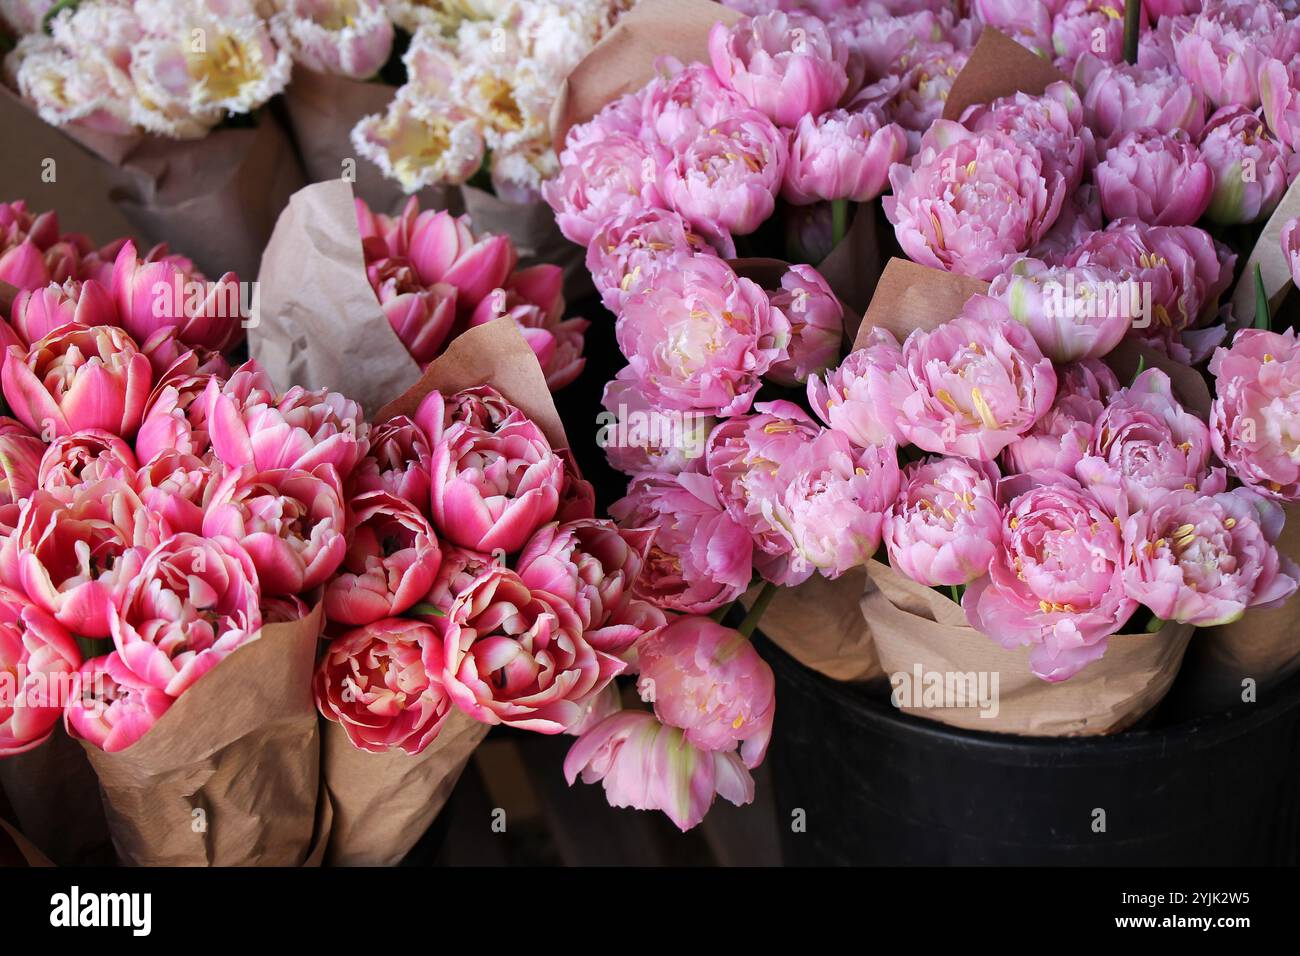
0, 817, 54, 867
1178, 502, 1300, 713
746, 571, 885, 683
1229, 176, 1300, 328
550, 0, 741, 152
941, 27, 1067, 122
864, 561, 1194, 735
320, 318, 570, 866
321, 712, 487, 866
251, 179, 423, 417
79, 605, 325, 867
0, 726, 113, 865
817, 202, 884, 326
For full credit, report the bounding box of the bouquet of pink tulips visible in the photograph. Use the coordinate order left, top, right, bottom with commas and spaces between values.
534, 0, 1300, 829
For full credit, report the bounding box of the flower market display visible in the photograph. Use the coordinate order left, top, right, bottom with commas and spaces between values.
1, 0, 1300, 873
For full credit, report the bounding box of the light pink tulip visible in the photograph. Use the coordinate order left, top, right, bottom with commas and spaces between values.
1209, 328, 1300, 500
1001, 359, 1120, 476
1078, 57, 1207, 149
429, 416, 562, 555
599, 373, 714, 477
895, 297, 1058, 460
709, 11, 850, 127
885, 457, 1002, 587
516, 518, 663, 654
438, 565, 626, 733
958, 81, 1091, 195
1096, 128, 1213, 226
111, 534, 262, 698
766, 264, 844, 386
315, 618, 452, 755
324, 491, 441, 627
807, 327, 910, 449
1198, 106, 1289, 225
1051, 0, 1126, 72
974, 0, 1054, 59
8, 479, 156, 637
64, 652, 173, 753
0, 586, 80, 756
2, 324, 153, 440
616, 256, 790, 418
1075, 367, 1220, 513
640, 58, 752, 147
564, 710, 755, 832
37, 429, 137, 490
782, 107, 908, 205
610, 470, 754, 615
9, 278, 115, 345
1259, 55, 1300, 152
202, 464, 348, 595
1172, 0, 1300, 109
636, 616, 775, 769
1123, 488, 1299, 627
543, 132, 670, 247
963, 473, 1138, 681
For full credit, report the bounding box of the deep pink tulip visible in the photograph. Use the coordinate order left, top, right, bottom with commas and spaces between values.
111, 241, 244, 353
766, 264, 845, 386
0, 586, 81, 756
132, 450, 215, 537
9, 278, 115, 346
37, 429, 138, 490
348, 414, 432, 513
64, 653, 173, 753
0, 417, 43, 507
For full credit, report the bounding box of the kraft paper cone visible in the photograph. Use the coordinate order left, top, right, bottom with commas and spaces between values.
1229, 176, 1300, 328
817, 203, 884, 326
78, 605, 325, 867
863, 561, 1194, 736
1178, 502, 1300, 714
0, 817, 54, 867
251, 179, 423, 418
549, 0, 741, 153
321, 712, 488, 866
460, 185, 593, 302
745, 570, 885, 684
0, 726, 113, 865
941, 27, 1067, 122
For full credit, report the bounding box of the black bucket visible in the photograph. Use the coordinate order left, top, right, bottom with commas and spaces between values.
758, 636, 1300, 865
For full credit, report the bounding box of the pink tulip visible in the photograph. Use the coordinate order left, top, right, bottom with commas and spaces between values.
420, 546, 501, 616
0, 586, 80, 756
660, 111, 788, 237
958, 81, 1091, 195
599, 373, 715, 477
1031, 182, 1103, 265
516, 519, 663, 654
884, 125, 1067, 280
895, 297, 1058, 460
1002, 359, 1120, 476
1051, 0, 1126, 72
315, 618, 452, 755
429, 416, 562, 555
973, 0, 1054, 59
9, 278, 115, 345
348, 415, 432, 513
1209, 328, 1300, 500
416, 384, 521, 448
1286, 217, 1300, 288
610, 470, 754, 615
1172, 0, 1300, 109
808, 327, 910, 449
133, 450, 215, 536
134, 371, 221, 463
543, 131, 670, 247
1123, 488, 1299, 627
766, 264, 844, 386
885, 457, 1002, 587
367, 256, 458, 364
616, 256, 790, 418
636, 616, 775, 769
1075, 367, 1220, 513
556, 449, 596, 524
111, 534, 262, 698
871, 41, 971, 152
0, 417, 43, 507
2, 324, 153, 440
564, 710, 755, 832
1198, 106, 1289, 225
202, 464, 348, 595
708, 11, 849, 127
324, 491, 442, 627
111, 242, 244, 353
0, 240, 50, 292
64, 652, 173, 753
271, 0, 394, 79
1259, 55, 1300, 152
438, 565, 625, 733
8, 479, 156, 637
206, 372, 370, 482
988, 258, 1144, 362
37, 429, 138, 490
1078, 57, 1206, 150
640, 58, 752, 147
964, 473, 1138, 681
782, 107, 908, 205
1096, 128, 1213, 226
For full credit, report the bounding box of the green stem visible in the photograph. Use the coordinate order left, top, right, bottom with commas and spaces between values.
1254, 262, 1271, 331
949, 585, 962, 606
831, 199, 850, 251
42, 0, 79, 33
738, 582, 779, 639
1145, 616, 1166, 634
1122, 0, 1141, 65
710, 603, 732, 623
407, 603, 446, 619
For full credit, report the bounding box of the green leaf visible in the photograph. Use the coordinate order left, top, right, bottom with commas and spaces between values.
1254, 262, 1271, 331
